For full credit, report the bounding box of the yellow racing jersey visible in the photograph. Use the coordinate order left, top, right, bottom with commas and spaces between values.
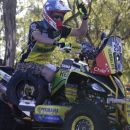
24, 20, 71, 64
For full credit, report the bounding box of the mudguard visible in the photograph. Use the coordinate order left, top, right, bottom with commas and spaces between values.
0, 69, 12, 102
66, 70, 116, 95
51, 78, 66, 95
0, 70, 11, 82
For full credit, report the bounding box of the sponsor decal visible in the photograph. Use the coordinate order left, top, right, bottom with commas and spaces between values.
112, 41, 122, 53
60, 70, 69, 78
34, 114, 63, 123
3, 74, 11, 81
93, 66, 110, 74
40, 108, 58, 113
61, 64, 71, 69
108, 48, 115, 69
43, 9, 58, 30
31, 23, 37, 30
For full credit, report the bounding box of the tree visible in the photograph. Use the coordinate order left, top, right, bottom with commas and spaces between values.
3, 0, 16, 67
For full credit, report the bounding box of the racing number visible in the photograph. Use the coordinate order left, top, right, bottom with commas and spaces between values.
113, 42, 121, 52
60, 70, 68, 78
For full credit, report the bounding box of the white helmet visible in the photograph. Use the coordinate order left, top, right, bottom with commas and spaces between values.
43, 0, 71, 30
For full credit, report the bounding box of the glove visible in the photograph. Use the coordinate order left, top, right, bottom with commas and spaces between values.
57, 42, 65, 48
60, 43, 72, 53
77, 1, 87, 16
53, 41, 65, 48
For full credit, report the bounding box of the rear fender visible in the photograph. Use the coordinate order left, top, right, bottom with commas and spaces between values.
0, 69, 12, 102
0, 70, 11, 82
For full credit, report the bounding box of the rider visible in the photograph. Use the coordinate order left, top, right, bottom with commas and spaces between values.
21, 0, 88, 105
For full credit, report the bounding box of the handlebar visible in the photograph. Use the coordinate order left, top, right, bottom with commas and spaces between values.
58, 42, 98, 61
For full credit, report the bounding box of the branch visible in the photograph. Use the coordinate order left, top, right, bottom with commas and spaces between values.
86, 32, 93, 44
122, 29, 130, 40
67, 0, 72, 10
104, 0, 118, 14
85, 1, 95, 44
87, 0, 93, 16
0, 26, 4, 33
64, 12, 79, 25
108, 13, 122, 37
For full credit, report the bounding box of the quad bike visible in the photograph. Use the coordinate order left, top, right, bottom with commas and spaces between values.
0, 2, 130, 130
0, 33, 130, 130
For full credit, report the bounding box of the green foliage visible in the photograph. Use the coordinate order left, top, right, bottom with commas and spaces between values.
87, 0, 130, 83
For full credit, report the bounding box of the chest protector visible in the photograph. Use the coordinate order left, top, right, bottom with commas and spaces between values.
20, 20, 61, 63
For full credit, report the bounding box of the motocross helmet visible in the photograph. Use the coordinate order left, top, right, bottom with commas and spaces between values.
43, 0, 71, 30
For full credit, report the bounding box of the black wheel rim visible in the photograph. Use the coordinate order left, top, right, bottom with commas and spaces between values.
16, 80, 38, 101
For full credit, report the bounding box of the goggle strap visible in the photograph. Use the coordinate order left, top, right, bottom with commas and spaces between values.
43, 9, 58, 30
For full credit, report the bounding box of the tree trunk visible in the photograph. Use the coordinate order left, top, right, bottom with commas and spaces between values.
3, 0, 16, 67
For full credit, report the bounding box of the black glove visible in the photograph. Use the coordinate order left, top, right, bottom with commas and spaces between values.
57, 42, 65, 48
77, 1, 87, 16
53, 41, 65, 48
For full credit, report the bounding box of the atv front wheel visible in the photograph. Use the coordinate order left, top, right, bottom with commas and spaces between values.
6, 71, 38, 106
64, 101, 109, 130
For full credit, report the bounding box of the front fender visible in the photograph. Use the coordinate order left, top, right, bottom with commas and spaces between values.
66, 70, 115, 95
51, 78, 66, 96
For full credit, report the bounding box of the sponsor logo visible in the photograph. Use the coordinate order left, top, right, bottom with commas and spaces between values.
61, 64, 71, 69
60, 70, 69, 78
3, 74, 11, 81
108, 48, 115, 69
43, 10, 57, 30
93, 66, 110, 74
40, 108, 58, 113
31, 23, 37, 30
